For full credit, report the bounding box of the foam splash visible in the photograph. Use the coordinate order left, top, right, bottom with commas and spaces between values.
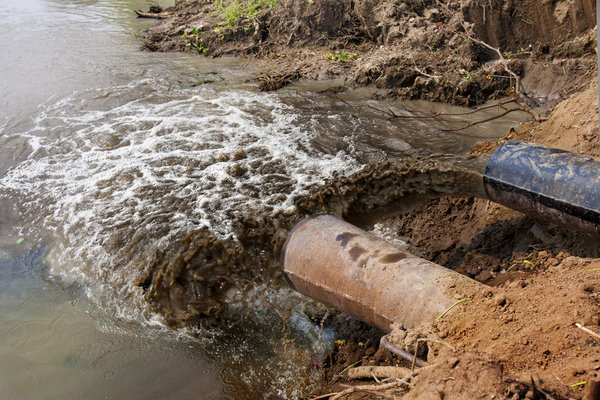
0, 79, 360, 324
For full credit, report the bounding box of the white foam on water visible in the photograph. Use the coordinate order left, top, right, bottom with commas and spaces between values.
0, 79, 360, 324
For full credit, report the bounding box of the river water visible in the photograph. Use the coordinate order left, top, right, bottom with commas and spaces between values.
0, 0, 529, 398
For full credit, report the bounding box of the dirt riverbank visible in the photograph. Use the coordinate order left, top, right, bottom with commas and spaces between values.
143, 0, 596, 108
138, 0, 600, 398
302, 79, 600, 400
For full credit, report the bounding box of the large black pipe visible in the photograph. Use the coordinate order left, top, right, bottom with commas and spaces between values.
483, 140, 600, 234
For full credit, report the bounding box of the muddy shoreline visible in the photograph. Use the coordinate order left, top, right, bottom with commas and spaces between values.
143, 0, 596, 109
138, 0, 600, 398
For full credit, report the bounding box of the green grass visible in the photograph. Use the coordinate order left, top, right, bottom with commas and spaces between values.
326, 51, 360, 62
214, 0, 278, 30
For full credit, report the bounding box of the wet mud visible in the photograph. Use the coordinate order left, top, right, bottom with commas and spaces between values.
143, 0, 596, 107
141, 156, 487, 328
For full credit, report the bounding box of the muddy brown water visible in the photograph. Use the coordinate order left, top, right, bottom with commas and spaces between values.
0, 0, 530, 398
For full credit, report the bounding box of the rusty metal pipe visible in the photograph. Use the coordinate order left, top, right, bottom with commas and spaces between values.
281, 215, 484, 332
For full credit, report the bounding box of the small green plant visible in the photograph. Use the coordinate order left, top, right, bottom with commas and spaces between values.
435, 48, 442, 55
181, 28, 208, 54
463, 71, 476, 82
326, 50, 359, 62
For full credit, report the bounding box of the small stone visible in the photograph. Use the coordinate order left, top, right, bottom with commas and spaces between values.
447, 357, 460, 368
475, 270, 492, 282
229, 164, 247, 177
218, 153, 230, 162
493, 294, 507, 307
562, 256, 579, 268
232, 149, 247, 160
547, 257, 559, 267
583, 314, 595, 326
509, 280, 521, 289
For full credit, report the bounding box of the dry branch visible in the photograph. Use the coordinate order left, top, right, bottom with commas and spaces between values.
368, 99, 518, 121
312, 380, 407, 400
134, 9, 171, 19
439, 108, 521, 132
463, 33, 522, 95
576, 323, 600, 341
346, 366, 412, 380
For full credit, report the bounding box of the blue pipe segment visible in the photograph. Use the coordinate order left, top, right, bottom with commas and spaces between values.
483, 141, 600, 234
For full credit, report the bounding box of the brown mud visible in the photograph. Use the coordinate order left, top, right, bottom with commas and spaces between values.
314, 79, 600, 400
143, 0, 596, 108
141, 156, 486, 327
137, 0, 600, 398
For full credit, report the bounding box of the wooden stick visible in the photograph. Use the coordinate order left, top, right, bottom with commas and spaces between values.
414, 65, 441, 79
367, 99, 518, 121
463, 33, 521, 95
134, 9, 171, 19
439, 108, 520, 132
311, 381, 400, 400
576, 323, 600, 341
347, 366, 412, 380
329, 381, 403, 400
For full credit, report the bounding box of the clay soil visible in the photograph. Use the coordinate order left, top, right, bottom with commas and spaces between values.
303, 76, 600, 400
139, 0, 600, 398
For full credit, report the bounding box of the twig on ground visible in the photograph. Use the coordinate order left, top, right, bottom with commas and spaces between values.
434, 298, 471, 321
575, 323, 600, 341
464, 33, 522, 95
380, 334, 428, 367
414, 65, 441, 79
371, 372, 381, 383
347, 366, 412, 380
312, 380, 408, 400
367, 99, 517, 121
134, 9, 170, 18
439, 108, 522, 132
411, 341, 419, 371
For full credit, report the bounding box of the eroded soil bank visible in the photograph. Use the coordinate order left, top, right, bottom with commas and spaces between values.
369, 79, 600, 400
144, 0, 596, 109
138, 0, 600, 398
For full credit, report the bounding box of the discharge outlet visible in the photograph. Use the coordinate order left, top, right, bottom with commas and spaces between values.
281, 215, 484, 332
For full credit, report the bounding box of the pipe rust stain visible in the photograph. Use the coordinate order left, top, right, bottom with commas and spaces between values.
380, 253, 408, 263
348, 245, 366, 261
336, 232, 358, 247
